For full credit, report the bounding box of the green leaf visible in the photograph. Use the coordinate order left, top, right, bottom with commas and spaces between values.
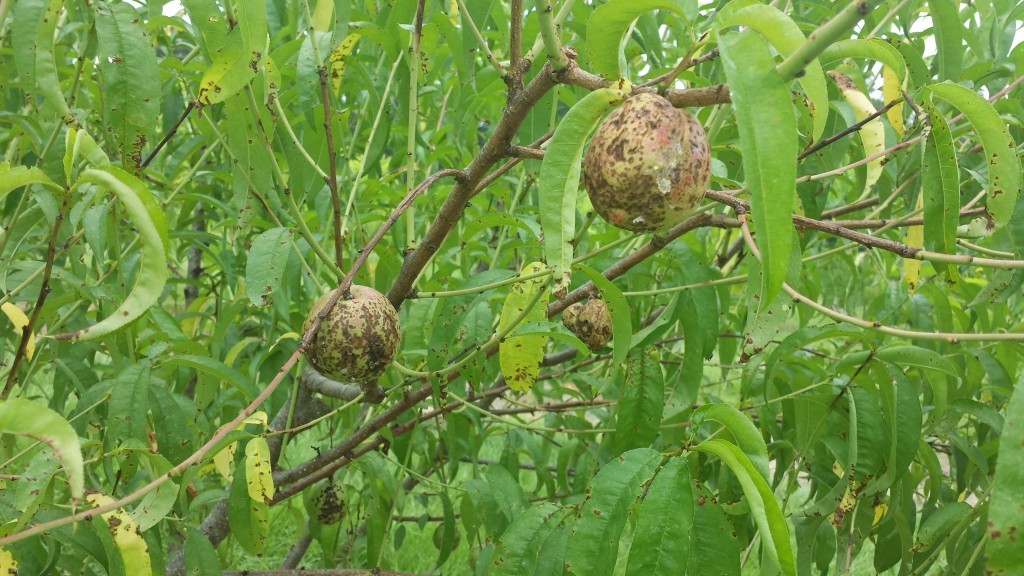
719, 30, 797, 307
819, 38, 908, 86
195, 0, 268, 105
868, 364, 922, 493
927, 83, 1021, 243
838, 345, 959, 378
716, 4, 828, 141
921, 97, 960, 277
624, 457, 693, 576
95, 2, 160, 166
488, 502, 564, 576
245, 227, 294, 307
54, 167, 168, 341
106, 363, 152, 451
585, 0, 688, 80
687, 482, 741, 575
574, 264, 632, 367
691, 403, 769, 481
988, 370, 1024, 572
849, 385, 885, 483
12, 0, 75, 124
564, 448, 662, 576
610, 349, 665, 456
498, 262, 550, 393
0, 164, 62, 199
184, 527, 221, 575
912, 501, 971, 551
164, 354, 251, 394
694, 439, 795, 576
929, 0, 963, 82
676, 291, 704, 402
130, 454, 179, 532
0, 398, 84, 499
539, 87, 626, 296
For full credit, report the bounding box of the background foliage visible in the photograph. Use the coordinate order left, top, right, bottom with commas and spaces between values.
2, 0, 1024, 574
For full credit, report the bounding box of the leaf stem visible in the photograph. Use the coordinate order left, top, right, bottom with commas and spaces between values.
456, 0, 507, 76
534, 0, 568, 71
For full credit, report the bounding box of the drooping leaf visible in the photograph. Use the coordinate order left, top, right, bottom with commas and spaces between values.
1, 302, 34, 360
585, 0, 688, 80
564, 448, 662, 576
245, 227, 294, 307
927, 83, 1021, 246
929, 0, 963, 82
12, 0, 75, 124
539, 86, 627, 297
695, 439, 795, 575
819, 38, 908, 86
920, 97, 960, 278
719, 30, 797, 307
829, 71, 885, 199
716, 3, 828, 141
691, 403, 769, 480
54, 167, 167, 340
498, 262, 550, 392
0, 398, 84, 499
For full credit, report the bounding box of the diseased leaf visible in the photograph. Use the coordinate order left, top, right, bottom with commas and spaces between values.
719, 30, 797, 307
228, 459, 270, 555
574, 263, 631, 366
564, 448, 662, 576
988, 370, 1024, 572
829, 71, 885, 198
87, 493, 153, 576
1, 302, 34, 360
920, 97, 959, 278
609, 349, 664, 455
624, 457, 693, 576
245, 227, 293, 307
498, 262, 550, 392
12, 0, 75, 124
489, 502, 564, 576
194, 0, 268, 105
244, 437, 274, 504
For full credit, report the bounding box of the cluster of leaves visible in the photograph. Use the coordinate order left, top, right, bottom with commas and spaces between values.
2, 0, 1024, 574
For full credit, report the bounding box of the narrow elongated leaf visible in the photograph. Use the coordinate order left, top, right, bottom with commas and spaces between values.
130, 454, 179, 532
106, 363, 152, 450
719, 30, 797, 306
0, 399, 84, 499
185, 527, 221, 575
692, 403, 769, 480
0, 164, 62, 199
489, 502, 564, 576
695, 439, 795, 576
838, 345, 958, 378
95, 2, 160, 166
829, 71, 885, 198
867, 365, 922, 493
676, 291, 704, 402
245, 227, 293, 307
564, 448, 662, 576
87, 494, 153, 576
929, 0, 963, 81
819, 39, 908, 86
498, 262, 550, 392
586, 0, 687, 79
0, 549, 16, 574
329, 33, 361, 94
228, 459, 269, 555
610, 349, 664, 455
245, 437, 274, 504
688, 482, 741, 575
574, 264, 631, 367
912, 502, 971, 551
882, 65, 905, 135
195, 0, 267, 105
624, 457, 693, 576
920, 98, 959, 277
905, 192, 924, 292
54, 167, 168, 340
849, 386, 885, 483
927, 83, 1021, 241
539, 87, 626, 296
716, 4, 828, 141
988, 371, 1024, 572
12, 0, 75, 124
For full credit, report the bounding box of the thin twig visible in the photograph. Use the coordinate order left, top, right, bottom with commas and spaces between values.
318, 66, 344, 271
141, 101, 194, 169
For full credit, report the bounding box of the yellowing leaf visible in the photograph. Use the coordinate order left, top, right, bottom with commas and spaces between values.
329, 34, 361, 95
311, 0, 333, 32
829, 71, 884, 199
498, 262, 550, 393
244, 436, 275, 504
212, 411, 268, 482
882, 65, 904, 136
86, 494, 153, 576
905, 192, 924, 293
0, 547, 16, 573
2, 302, 34, 360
